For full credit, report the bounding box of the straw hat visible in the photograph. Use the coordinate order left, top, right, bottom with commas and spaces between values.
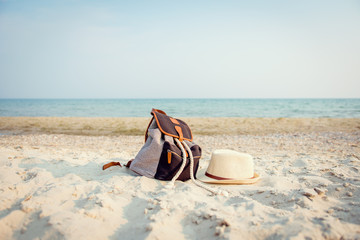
197, 149, 260, 184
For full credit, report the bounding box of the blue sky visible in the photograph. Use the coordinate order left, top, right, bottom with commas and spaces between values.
0, 0, 359, 98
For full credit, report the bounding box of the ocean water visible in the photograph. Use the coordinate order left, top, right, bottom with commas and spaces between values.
0, 99, 359, 118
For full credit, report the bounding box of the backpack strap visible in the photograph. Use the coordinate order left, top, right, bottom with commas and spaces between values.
102, 161, 122, 170
168, 138, 226, 196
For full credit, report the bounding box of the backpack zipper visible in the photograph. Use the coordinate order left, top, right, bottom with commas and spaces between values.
167, 149, 200, 164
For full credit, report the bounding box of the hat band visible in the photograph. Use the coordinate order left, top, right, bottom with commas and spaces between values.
205, 171, 234, 180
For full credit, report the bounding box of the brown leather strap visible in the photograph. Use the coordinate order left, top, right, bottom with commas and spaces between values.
102, 162, 122, 170
152, 108, 167, 115
174, 126, 184, 141
170, 117, 180, 125
126, 159, 133, 168
167, 151, 172, 164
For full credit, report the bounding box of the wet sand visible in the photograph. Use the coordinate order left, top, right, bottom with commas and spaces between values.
1, 117, 359, 136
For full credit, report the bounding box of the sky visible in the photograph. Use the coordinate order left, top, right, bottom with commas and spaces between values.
0, 0, 359, 99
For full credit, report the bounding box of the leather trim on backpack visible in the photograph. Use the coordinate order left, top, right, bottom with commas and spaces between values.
154, 141, 201, 181
151, 108, 193, 142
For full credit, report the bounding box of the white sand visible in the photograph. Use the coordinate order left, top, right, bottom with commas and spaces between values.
0, 130, 359, 239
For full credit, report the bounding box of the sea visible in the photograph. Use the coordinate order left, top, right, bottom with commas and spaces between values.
0, 99, 359, 118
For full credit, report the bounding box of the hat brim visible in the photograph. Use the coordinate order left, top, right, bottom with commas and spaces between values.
196, 169, 260, 185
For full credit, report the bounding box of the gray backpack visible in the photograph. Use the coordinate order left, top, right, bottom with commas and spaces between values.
103, 109, 221, 194
127, 108, 202, 181
103, 109, 200, 181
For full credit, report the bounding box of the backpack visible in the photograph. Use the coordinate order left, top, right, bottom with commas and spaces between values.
130, 108, 203, 181
103, 109, 222, 195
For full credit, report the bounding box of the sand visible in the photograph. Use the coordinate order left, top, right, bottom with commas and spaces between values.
0, 117, 359, 136
0, 117, 359, 239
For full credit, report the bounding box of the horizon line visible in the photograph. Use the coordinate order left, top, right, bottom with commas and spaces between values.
1, 97, 359, 100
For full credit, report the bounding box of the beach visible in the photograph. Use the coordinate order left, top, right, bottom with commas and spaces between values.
1, 117, 359, 136
0, 117, 359, 239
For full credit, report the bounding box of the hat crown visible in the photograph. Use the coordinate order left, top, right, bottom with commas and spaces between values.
207, 149, 254, 179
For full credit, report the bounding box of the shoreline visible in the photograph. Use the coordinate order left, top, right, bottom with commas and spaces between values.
1, 117, 359, 136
